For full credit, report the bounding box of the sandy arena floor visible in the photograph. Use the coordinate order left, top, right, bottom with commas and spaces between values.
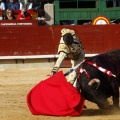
0, 68, 120, 120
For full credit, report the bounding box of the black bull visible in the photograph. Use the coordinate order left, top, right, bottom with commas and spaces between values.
78, 49, 120, 109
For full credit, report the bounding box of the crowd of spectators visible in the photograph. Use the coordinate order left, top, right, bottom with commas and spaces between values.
0, 0, 54, 25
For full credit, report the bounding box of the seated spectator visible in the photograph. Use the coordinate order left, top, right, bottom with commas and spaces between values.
32, 0, 47, 17
0, 0, 6, 19
0, 0, 5, 10
4, 8, 16, 20
19, 0, 33, 10
16, 7, 32, 20
5, 0, 20, 10
113, 0, 120, 7
61, 20, 75, 25
37, 17, 47, 26
32, 0, 54, 17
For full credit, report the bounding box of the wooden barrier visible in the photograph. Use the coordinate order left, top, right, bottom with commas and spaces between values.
0, 20, 38, 26
0, 21, 120, 57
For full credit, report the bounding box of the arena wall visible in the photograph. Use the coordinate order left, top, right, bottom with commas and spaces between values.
0, 20, 120, 69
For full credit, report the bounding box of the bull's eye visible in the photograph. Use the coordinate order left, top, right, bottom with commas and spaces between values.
94, 90, 99, 96
95, 91, 97, 94
91, 83, 99, 90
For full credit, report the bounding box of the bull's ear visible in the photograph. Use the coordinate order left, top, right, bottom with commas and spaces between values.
88, 78, 100, 89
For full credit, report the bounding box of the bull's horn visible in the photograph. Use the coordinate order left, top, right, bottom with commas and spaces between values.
88, 78, 100, 89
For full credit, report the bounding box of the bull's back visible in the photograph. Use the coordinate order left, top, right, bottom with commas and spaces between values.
84, 49, 120, 79
106, 49, 120, 67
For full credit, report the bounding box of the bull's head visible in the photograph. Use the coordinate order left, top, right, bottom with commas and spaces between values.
81, 78, 109, 109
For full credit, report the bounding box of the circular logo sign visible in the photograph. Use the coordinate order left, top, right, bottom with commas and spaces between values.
92, 16, 110, 25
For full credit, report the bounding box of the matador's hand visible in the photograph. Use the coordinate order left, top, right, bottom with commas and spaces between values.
50, 71, 56, 76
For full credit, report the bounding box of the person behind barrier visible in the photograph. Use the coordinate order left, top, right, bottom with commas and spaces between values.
51, 28, 85, 85
4, 8, 16, 20
37, 17, 49, 26
16, 7, 32, 20
19, 0, 33, 10
32, 0, 43, 17
113, 0, 120, 7
0, 0, 5, 10
0, 0, 6, 19
5, 0, 20, 10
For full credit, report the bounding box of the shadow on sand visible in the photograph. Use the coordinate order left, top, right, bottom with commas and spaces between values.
81, 107, 120, 116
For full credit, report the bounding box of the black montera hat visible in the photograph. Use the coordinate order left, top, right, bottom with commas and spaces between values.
63, 33, 73, 45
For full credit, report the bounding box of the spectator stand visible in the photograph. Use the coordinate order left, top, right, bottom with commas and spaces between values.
0, 10, 38, 19
13, 10, 38, 19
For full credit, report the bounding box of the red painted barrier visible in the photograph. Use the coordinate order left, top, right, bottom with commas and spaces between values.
0, 10, 2, 14
0, 20, 38, 26
0, 20, 120, 56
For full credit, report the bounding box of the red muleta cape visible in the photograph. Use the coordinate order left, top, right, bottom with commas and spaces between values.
27, 71, 84, 116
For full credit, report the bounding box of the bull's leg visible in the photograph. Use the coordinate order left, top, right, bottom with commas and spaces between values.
112, 83, 119, 108
112, 91, 119, 108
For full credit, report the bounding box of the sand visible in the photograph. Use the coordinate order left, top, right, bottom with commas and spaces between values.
0, 68, 120, 120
